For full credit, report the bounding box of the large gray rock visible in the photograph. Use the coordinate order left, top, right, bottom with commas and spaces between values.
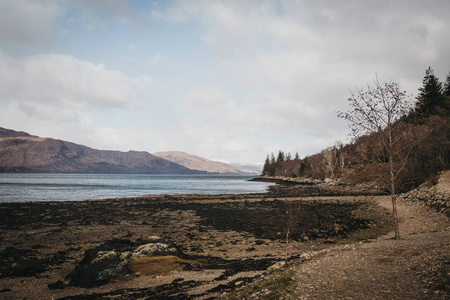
133, 243, 178, 257
67, 237, 181, 287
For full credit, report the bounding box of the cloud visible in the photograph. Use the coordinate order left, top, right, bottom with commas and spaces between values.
0, 0, 146, 53
149, 53, 167, 64
184, 87, 237, 116
64, 0, 147, 30
160, 0, 450, 82
0, 0, 61, 52
0, 51, 161, 153
2, 0, 449, 165
179, 85, 346, 163
160, 0, 450, 144
0, 52, 157, 109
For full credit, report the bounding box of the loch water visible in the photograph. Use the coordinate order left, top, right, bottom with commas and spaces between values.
0, 173, 271, 203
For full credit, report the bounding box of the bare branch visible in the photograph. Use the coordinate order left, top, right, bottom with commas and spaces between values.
337, 78, 414, 240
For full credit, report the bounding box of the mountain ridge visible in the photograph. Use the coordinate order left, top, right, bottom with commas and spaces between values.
0, 127, 252, 175
153, 151, 246, 174
0, 127, 198, 174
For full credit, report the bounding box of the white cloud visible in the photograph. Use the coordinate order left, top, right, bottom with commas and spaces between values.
0, 52, 157, 109
178, 85, 347, 163
0, 51, 162, 155
162, 0, 449, 83
2, 0, 450, 166
0, 0, 145, 54
162, 0, 450, 158
149, 53, 167, 64
184, 87, 237, 116
0, 100, 95, 142
0, 0, 61, 52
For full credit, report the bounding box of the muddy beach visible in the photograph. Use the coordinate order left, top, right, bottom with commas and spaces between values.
0, 183, 395, 299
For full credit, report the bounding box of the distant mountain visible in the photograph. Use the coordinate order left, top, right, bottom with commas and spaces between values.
0, 127, 198, 174
229, 163, 262, 175
153, 151, 245, 174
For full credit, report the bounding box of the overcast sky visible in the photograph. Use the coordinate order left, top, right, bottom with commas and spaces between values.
1, 0, 449, 165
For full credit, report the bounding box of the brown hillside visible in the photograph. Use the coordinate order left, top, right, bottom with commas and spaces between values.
153, 151, 243, 174
0, 127, 196, 174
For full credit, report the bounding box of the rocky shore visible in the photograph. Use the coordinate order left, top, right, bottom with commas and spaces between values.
401, 171, 450, 217
259, 173, 450, 217
0, 180, 394, 299
255, 176, 387, 197
0, 176, 448, 299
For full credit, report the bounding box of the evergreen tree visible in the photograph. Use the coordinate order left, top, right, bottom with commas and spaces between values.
414, 67, 444, 119
294, 152, 300, 160
440, 72, 450, 117
269, 153, 276, 176
270, 152, 276, 165
262, 155, 270, 175
276, 150, 285, 164
298, 161, 306, 176
286, 152, 292, 161
443, 72, 450, 97
299, 156, 308, 176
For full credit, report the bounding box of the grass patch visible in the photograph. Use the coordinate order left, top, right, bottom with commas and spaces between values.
223, 268, 296, 299
127, 255, 200, 276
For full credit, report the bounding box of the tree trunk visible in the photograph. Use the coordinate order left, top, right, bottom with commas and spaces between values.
391, 184, 400, 239
285, 230, 290, 262
389, 133, 401, 239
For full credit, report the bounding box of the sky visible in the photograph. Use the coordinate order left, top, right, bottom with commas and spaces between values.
1, 0, 449, 166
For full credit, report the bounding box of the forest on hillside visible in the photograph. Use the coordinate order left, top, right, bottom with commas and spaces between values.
262, 67, 450, 193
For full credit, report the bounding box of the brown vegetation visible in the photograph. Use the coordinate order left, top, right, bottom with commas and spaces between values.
263, 68, 450, 193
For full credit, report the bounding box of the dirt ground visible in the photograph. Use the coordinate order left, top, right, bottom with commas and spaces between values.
0, 179, 448, 299
221, 175, 450, 300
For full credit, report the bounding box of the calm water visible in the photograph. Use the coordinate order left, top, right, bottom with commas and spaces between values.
0, 174, 271, 203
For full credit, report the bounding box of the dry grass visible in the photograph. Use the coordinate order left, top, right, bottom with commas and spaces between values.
127, 255, 200, 276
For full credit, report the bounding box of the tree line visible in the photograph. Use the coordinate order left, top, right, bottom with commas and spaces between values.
262, 67, 450, 192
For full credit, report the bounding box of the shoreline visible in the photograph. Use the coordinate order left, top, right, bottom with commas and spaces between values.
0, 173, 270, 203
0, 188, 394, 299
1, 178, 448, 299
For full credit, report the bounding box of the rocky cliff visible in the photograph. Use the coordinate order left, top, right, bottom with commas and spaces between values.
0, 127, 198, 174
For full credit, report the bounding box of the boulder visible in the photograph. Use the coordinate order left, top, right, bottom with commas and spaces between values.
66, 238, 182, 287
133, 243, 178, 257
267, 261, 285, 272
67, 250, 129, 287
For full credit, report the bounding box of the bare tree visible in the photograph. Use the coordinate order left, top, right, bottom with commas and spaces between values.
323, 147, 336, 179
323, 142, 344, 179
283, 197, 302, 262
337, 79, 413, 239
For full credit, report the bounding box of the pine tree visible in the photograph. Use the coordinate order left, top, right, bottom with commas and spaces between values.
440, 72, 450, 117
269, 153, 276, 176
262, 155, 270, 175
414, 67, 444, 119
270, 153, 276, 165
299, 157, 308, 176
286, 152, 292, 161
276, 150, 285, 164
294, 152, 300, 160
271, 151, 284, 175
443, 72, 450, 97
